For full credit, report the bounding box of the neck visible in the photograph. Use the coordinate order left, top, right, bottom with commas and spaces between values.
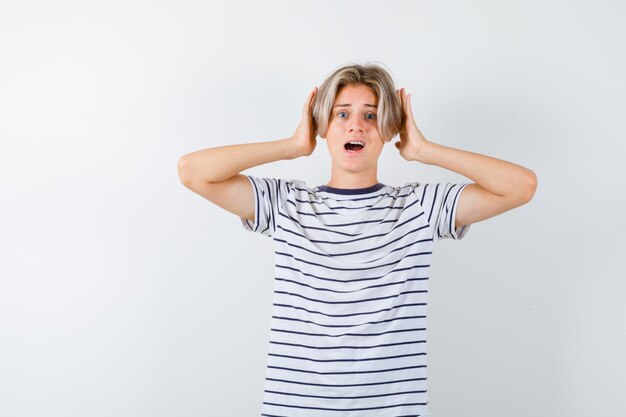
326, 166, 379, 189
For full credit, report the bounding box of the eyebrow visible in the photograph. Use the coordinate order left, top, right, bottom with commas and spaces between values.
332, 103, 378, 109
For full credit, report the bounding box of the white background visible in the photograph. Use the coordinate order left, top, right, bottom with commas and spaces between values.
1, 1, 624, 416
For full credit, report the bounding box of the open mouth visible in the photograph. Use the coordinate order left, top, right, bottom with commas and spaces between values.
344, 140, 365, 153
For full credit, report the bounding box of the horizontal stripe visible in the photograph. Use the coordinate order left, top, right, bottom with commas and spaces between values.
262, 400, 427, 412
271, 302, 427, 319
266, 376, 426, 388
272, 314, 427, 329
269, 339, 426, 351
265, 388, 426, 400
267, 364, 427, 375
238, 175, 471, 417
273, 276, 429, 293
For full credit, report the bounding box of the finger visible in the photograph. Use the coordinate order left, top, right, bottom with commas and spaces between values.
308, 87, 317, 107
403, 90, 411, 118
406, 93, 414, 121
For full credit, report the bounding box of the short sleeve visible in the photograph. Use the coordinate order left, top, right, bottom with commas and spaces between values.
413, 182, 472, 244
239, 175, 292, 238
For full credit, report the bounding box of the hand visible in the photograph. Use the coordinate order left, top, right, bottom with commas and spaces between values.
395, 87, 430, 162
290, 86, 318, 158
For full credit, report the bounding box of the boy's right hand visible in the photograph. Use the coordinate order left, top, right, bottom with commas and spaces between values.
290, 87, 318, 158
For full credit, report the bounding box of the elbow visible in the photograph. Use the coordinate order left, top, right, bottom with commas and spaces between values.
177, 155, 192, 185
521, 170, 538, 203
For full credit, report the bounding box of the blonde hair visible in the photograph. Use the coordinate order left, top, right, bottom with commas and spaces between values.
312, 62, 403, 142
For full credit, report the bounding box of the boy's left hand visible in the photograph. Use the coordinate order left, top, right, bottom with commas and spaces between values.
395, 88, 430, 162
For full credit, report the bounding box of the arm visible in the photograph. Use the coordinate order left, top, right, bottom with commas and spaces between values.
177, 138, 297, 222
417, 142, 537, 228
177, 87, 319, 221
177, 137, 299, 184
395, 88, 538, 228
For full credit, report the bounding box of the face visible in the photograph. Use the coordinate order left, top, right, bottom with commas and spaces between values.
323, 83, 386, 176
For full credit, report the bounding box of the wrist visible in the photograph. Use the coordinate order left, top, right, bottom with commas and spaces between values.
285, 137, 307, 160
411, 140, 435, 164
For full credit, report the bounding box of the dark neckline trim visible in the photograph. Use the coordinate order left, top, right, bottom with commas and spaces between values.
316, 183, 386, 195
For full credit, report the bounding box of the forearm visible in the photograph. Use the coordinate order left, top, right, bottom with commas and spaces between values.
178, 137, 299, 183
415, 141, 537, 199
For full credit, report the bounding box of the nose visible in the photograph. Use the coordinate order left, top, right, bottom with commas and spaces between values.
348, 117, 366, 133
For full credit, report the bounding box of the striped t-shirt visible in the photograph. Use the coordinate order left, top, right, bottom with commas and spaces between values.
240, 175, 471, 417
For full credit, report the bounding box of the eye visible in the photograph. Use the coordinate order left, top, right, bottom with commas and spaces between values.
336, 111, 376, 120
